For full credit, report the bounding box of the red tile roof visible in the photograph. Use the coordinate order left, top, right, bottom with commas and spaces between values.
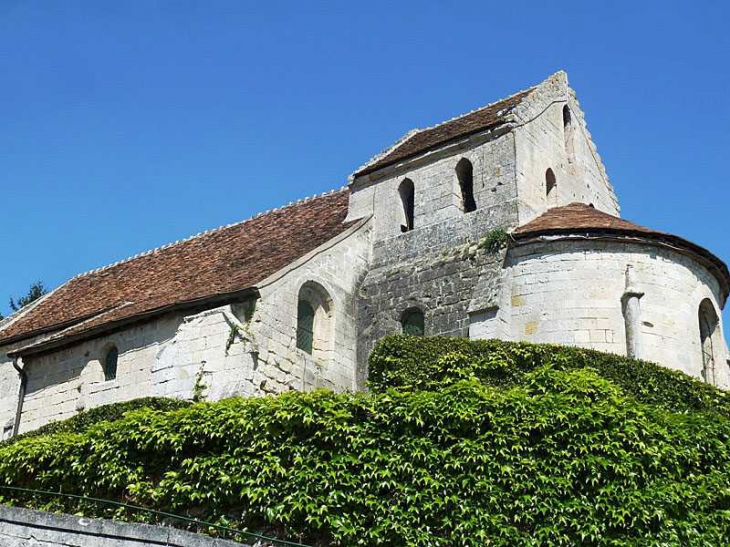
355, 88, 534, 177
0, 189, 354, 348
513, 203, 730, 298
514, 203, 658, 236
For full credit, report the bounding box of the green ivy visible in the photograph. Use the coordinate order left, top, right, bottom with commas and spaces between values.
0, 397, 190, 448
0, 339, 729, 545
369, 336, 730, 416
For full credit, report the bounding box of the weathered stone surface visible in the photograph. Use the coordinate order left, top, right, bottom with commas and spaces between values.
502, 239, 729, 387
0, 505, 252, 546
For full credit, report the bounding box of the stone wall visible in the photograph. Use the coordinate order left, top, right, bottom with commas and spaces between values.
512, 71, 619, 224
350, 72, 625, 388
9, 220, 371, 434
0, 350, 20, 438
356, 244, 506, 386
0, 505, 249, 546
347, 129, 519, 241
352, 131, 518, 386
497, 238, 730, 388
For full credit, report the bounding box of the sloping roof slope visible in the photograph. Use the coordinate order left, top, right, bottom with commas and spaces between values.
514, 203, 730, 298
354, 88, 534, 177
514, 203, 657, 236
0, 189, 353, 347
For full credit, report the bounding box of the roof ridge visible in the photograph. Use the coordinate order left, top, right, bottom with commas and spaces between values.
67, 186, 348, 283
352, 83, 537, 179
350, 129, 420, 183
408, 83, 537, 135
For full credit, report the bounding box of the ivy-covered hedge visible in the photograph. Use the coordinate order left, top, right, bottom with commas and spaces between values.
0, 338, 729, 545
369, 336, 730, 416
0, 397, 191, 447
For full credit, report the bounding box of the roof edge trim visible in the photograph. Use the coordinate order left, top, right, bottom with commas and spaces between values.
9, 287, 260, 357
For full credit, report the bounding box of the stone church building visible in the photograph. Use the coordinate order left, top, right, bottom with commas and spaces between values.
1, 72, 728, 437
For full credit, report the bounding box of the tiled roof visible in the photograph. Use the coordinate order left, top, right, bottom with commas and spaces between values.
354, 88, 534, 177
0, 189, 353, 347
513, 203, 658, 236
513, 203, 730, 298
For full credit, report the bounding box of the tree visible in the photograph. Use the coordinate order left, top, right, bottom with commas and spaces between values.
9, 281, 48, 313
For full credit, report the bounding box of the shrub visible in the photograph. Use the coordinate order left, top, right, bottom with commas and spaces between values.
0, 397, 191, 448
1, 339, 729, 545
368, 336, 730, 416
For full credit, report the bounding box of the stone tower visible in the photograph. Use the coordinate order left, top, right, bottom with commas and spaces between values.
349, 71, 621, 384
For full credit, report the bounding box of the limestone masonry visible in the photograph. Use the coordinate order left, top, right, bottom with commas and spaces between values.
1, 71, 728, 436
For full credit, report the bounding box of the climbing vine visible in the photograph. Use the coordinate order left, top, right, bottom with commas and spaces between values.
192, 365, 208, 402
1, 338, 729, 545
225, 324, 242, 354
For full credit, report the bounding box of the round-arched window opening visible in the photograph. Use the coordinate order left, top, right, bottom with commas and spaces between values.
401, 308, 425, 337
699, 299, 720, 385
296, 300, 316, 355
104, 346, 118, 381
296, 281, 334, 363
562, 105, 575, 163
456, 158, 477, 213
545, 168, 557, 206
398, 178, 415, 233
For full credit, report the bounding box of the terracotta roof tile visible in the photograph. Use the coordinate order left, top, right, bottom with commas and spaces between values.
0, 189, 353, 347
513, 203, 658, 236
513, 203, 730, 298
355, 88, 534, 177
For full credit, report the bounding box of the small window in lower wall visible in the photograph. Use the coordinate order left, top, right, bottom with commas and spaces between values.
104, 346, 118, 381
401, 308, 425, 336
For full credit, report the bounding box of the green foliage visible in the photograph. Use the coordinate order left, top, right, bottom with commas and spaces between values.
0, 397, 190, 448
192, 367, 208, 403
9, 281, 48, 312
226, 324, 242, 354
369, 336, 730, 417
1, 339, 730, 545
477, 228, 510, 254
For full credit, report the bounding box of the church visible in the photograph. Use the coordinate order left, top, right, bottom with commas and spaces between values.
1, 71, 728, 437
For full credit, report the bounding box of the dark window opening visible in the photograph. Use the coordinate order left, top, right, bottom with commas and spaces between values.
699, 299, 719, 384
401, 308, 425, 336
456, 158, 477, 213
296, 300, 315, 354
399, 179, 415, 233
104, 346, 118, 381
563, 105, 575, 163
546, 168, 557, 204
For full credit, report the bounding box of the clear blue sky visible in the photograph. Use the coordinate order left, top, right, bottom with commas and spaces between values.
1, 1, 728, 338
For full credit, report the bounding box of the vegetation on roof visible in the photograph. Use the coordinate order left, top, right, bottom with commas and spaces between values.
0, 337, 729, 545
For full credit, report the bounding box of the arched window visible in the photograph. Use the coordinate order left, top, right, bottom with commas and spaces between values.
563, 105, 575, 163
296, 300, 315, 354
104, 346, 118, 381
456, 158, 477, 213
699, 299, 720, 384
401, 308, 425, 336
296, 281, 334, 362
545, 168, 557, 205
398, 178, 415, 233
